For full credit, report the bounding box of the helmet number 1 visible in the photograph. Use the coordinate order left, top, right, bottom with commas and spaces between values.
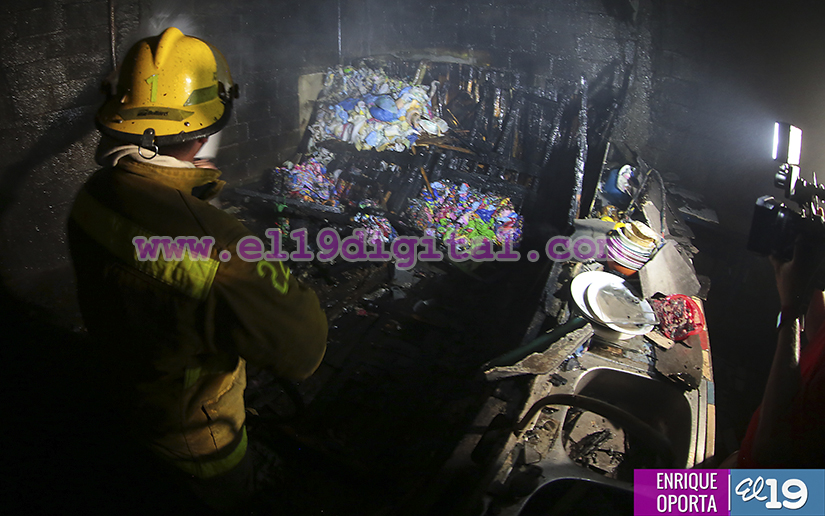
145, 74, 158, 102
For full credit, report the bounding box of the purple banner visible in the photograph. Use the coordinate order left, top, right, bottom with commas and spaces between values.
635, 469, 730, 516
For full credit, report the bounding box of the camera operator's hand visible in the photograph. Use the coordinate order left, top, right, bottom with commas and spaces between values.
770, 254, 802, 315
771, 207, 825, 315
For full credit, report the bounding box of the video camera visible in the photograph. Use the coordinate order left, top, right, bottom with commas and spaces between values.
747, 122, 825, 261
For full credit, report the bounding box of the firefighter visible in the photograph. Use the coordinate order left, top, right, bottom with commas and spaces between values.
68, 27, 327, 512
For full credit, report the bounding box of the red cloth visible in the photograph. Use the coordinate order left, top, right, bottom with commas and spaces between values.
737, 320, 825, 468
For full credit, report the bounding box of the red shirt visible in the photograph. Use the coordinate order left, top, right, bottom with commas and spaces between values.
737, 319, 825, 468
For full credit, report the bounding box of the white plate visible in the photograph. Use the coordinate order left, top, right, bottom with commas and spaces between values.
570, 271, 633, 340
584, 273, 656, 335
569, 270, 602, 320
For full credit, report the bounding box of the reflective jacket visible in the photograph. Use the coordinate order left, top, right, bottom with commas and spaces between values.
68, 152, 327, 478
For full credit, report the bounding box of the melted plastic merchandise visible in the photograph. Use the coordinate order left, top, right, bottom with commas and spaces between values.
353, 212, 398, 244
272, 156, 400, 242
406, 179, 523, 248
278, 157, 342, 209
308, 66, 450, 152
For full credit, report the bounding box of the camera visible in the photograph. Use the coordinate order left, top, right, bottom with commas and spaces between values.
747, 122, 825, 260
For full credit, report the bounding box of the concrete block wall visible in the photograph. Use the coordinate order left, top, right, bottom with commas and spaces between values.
341, 0, 636, 95
0, 0, 140, 325
638, 0, 788, 234
193, 0, 339, 180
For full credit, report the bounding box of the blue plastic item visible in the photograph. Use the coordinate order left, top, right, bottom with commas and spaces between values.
602, 168, 631, 207
339, 98, 357, 111
370, 106, 398, 122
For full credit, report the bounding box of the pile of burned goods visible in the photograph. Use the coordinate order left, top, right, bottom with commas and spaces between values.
234, 60, 597, 302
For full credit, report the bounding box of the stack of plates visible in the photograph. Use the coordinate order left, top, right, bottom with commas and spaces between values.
606, 221, 660, 274
570, 271, 657, 340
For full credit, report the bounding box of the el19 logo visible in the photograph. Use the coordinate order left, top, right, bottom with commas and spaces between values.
735, 476, 807, 509
730, 470, 824, 515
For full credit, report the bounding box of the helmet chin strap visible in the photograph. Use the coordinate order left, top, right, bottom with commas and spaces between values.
137, 128, 158, 159
137, 145, 159, 160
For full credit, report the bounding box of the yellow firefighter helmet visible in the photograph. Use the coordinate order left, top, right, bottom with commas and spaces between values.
96, 27, 238, 149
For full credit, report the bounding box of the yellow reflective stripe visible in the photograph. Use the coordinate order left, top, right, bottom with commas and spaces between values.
184, 84, 219, 106
183, 366, 202, 389
71, 188, 219, 300
172, 426, 248, 479
135, 248, 218, 301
